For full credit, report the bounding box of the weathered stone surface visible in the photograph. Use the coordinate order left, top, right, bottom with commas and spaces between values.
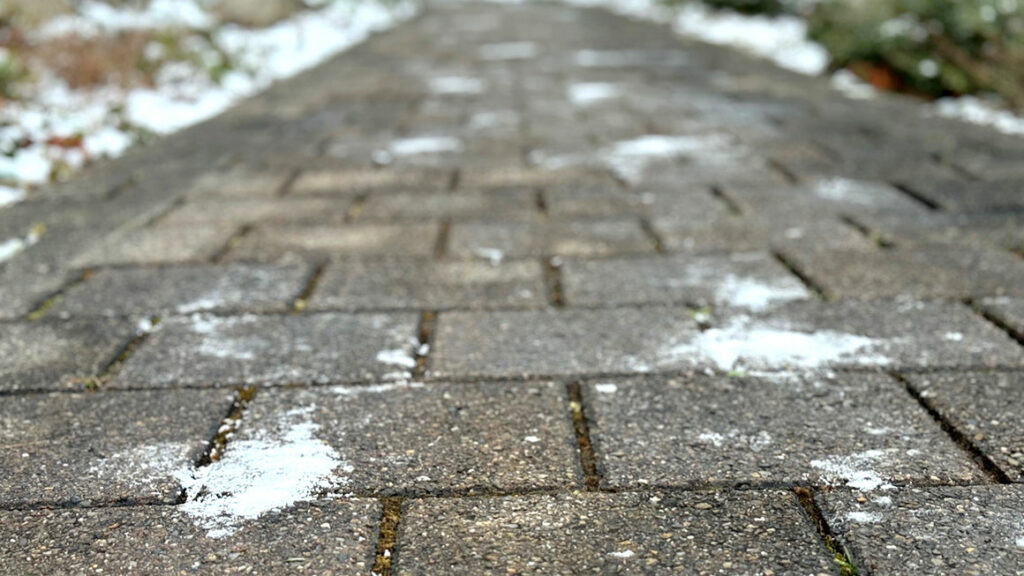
783, 246, 1024, 300
652, 214, 870, 252
290, 168, 451, 195
0, 499, 380, 575
429, 307, 699, 379
726, 177, 927, 218
55, 263, 309, 317
906, 176, 1024, 213
0, 389, 230, 506
70, 226, 236, 268
310, 259, 545, 310
448, 218, 654, 258
230, 223, 439, 261
396, 491, 836, 575
858, 212, 1024, 252
157, 197, 352, 228
186, 167, 292, 199
585, 373, 979, 490
244, 381, 579, 495
561, 252, 811, 309
905, 371, 1024, 482
819, 485, 1024, 576
357, 189, 537, 221
116, 312, 419, 387
981, 297, 1024, 339
0, 319, 134, 392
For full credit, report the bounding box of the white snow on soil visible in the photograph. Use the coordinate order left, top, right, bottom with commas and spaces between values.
810, 449, 896, 491
178, 405, 345, 538
568, 82, 620, 106
659, 315, 892, 372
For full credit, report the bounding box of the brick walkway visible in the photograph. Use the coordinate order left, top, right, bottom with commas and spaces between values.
3, 2, 1024, 575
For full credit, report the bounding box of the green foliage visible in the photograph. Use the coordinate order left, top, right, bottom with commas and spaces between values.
808, 0, 1024, 107
0, 47, 27, 99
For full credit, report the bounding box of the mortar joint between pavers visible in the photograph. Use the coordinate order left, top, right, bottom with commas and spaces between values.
638, 217, 665, 253
434, 221, 451, 259
772, 250, 832, 301
372, 497, 403, 576
566, 381, 601, 492
964, 297, 1024, 348
838, 213, 895, 250
542, 256, 565, 307
277, 167, 303, 197
345, 192, 369, 222
890, 181, 943, 211
209, 224, 253, 264
24, 269, 92, 321
413, 310, 437, 379
293, 260, 328, 312
793, 486, 861, 576
195, 385, 258, 469
709, 184, 744, 216
766, 157, 801, 185
447, 167, 461, 192
889, 370, 1013, 485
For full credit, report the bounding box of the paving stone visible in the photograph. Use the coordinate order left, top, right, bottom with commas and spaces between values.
70, 226, 237, 268
230, 223, 440, 261
157, 197, 352, 228
116, 311, 419, 387
290, 168, 452, 195
241, 381, 579, 495
448, 218, 654, 259
357, 189, 537, 221
457, 167, 614, 190
0, 319, 135, 392
819, 485, 1024, 576
396, 491, 836, 575
431, 301, 1022, 378
652, 214, 870, 253
0, 389, 230, 506
543, 187, 648, 218
0, 499, 380, 575
429, 307, 699, 379
784, 246, 1024, 300
54, 263, 310, 317
905, 175, 1024, 213
585, 373, 979, 490
561, 252, 811, 310
726, 177, 927, 219
981, 297, 1024, 339
860, 212, 1024, 252
905, 371, 1024, 482
186, 167, 292, 199
310, 259, 545, 310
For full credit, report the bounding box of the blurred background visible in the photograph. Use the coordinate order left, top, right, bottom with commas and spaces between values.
0, 0, 1021, 197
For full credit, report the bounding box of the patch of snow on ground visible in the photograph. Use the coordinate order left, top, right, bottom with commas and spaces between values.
376, 348, 417, 369
178, 405, 344, 538
813, 177, 894, 206
37, 0, 213, 38
609, 550, 636, 559
429, 76, 485, 95
472, 247, 505, 265
659, 315, 891, 371
697, 429, 772, 451
810, 449, 895, 491
0, 186, 26, 209
600, 133, 740, 184
568, 82, 620, 106
0, 226, 43, 264
714, 273, 810, 312
933, 96, 1024, 136
831, 70, 876, 100
845, 510, 882, 523
594, 382, 619, 394
88, 441, 196, 490
388, 136, 464, 156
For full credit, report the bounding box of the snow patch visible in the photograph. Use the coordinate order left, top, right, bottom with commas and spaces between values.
568, 82, 620, 106
813, 177, 895, 206
609, 550, 635, 559
472, 247, 505, 265
713, 273, 809, 312
659, 315, 892, 372
429, 76, 485, 95
696, 429, 772, 451
810, 450, 895, 491
376, 348, 417, 369
831, 70, 876, 100
594, 382, 619, 394
0, 186, 26, 209
389, 136, 464, 156
934, 96, 1024, 136
845, 511, 882, 523
178, 405, 344, 538
600, 133, 744, 185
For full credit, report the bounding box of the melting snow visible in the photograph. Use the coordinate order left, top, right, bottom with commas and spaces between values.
659, 315, 892, 372
594, 383, 619, 394
813, 177, 894, 206
0, 226, 43, 264
178, 405, 344, 538
831, 70, 876, 100
600, 133, 743, 185
810, 450, 895, 491
568, 82, 620, 106
472, 247, 505, 265
609, 550, 636, 559
429, 76, 485, 95
934, 96, 1024, 136
389, 136, 464, 156
697, 429, 773, 451
376, 348, 417, 369
0, 186, 25, 209
711, 270, 809, 312
845, 511, 882, 523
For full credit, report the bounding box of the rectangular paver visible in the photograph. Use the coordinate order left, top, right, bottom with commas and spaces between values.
819, 485, 1024, 576
233, 381, 579, 495
310, 259, 546, 310
396, 491, 836, 575
585, 373, 979, 490
290, 168, 452, 195
116, 311, 420, 387
230, 223, 440, 261
448, 218, 654, 259
70, 226, 237, 268
158, 197, 352, 228
561, 252, 811, 310
905, 371, 1024, 482
0, 319, 135, 392
357, 189, 537, 221
0, 499, 380, 575
0, 389, 230, 506
54, 263, 310, 317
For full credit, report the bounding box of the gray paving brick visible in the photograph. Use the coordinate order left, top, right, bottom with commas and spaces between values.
396, 491, 836, 575
70, 226, 237, 268
157, 197, 352, 228
429, 307, 699, 379
230, 223, 440, 261
819, 485, 1024, 576
544, 188, 648, 218
857, 212, 1024, 252
784, 246, 1024, 300
561, 252, 811, 310
652, 214, 870, 253
116, 311, 419, 387
726, 177, 927, 218
0, 389, 230, 506
981, 297, 1024, 339
241, 381, 579, 495
905, 175, 1024, 213
448, 218, 654, 259
585, 373, 979, 490
357, 189, 537, 221
186, 167, 292, 199
310, 259, 545, 310
0, 319, 135, 392
54, 263, 309, 317
0, 499, 380, 575
905, 371, 1024, 482
290, 168, 452, 195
